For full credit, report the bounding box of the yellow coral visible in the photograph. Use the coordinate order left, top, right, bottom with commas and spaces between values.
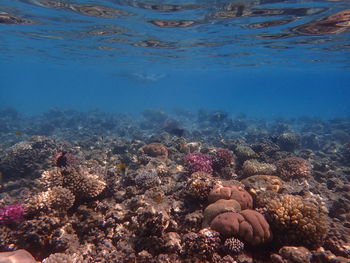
265, 194, 328, 248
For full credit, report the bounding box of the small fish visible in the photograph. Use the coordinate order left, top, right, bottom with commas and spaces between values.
116, 163, 127, 172
15, 131, 24, 136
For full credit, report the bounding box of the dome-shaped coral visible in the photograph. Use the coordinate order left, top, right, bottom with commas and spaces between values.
202, 199, 241, 228
265, 194, 328, 248
210, 210, 272, 245
208, 184, 253, 210
274, 157, 312, 180
210, 148, 234, 171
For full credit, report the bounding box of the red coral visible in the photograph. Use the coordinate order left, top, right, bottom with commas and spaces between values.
184, 153, 213, 174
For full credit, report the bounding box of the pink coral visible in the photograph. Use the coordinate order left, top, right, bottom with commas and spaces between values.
184, 152, 213, 174
0, 204, 24, 223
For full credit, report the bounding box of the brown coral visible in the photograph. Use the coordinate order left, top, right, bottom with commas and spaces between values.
265, 194, 328, 248
41, 165, 106, 200
241, 159, 277, 177
274, 157, 312, 180
202, 199, 241, 228
208, 184, 253, 210
241, 175, 284, 199
141, 143, 168, 160
184, 172, 215, 202
32, 186, 75, 211
210, 210, 272, 245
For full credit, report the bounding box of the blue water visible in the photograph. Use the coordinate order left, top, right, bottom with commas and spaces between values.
1, 0, 350, 118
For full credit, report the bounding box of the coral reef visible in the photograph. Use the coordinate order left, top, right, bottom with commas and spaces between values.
0, 109, 349, 262
0, 249, 37, 263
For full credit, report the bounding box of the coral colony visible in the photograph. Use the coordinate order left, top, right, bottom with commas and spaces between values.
0, 204, 24, 224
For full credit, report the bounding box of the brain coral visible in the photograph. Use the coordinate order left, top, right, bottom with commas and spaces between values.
210, 210, 272, 245
274, 157, 312, 180
265, 194, 328, 248
202, 199, 241, 228
41, 165, 106, 200
208, 184, 253, 210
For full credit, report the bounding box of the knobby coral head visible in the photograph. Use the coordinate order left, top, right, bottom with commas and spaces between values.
0, 204, 25, 224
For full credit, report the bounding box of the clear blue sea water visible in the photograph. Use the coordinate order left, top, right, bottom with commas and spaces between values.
0, 0, 349, 118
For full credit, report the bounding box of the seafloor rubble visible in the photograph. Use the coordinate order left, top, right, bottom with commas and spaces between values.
0, 108, 349, 263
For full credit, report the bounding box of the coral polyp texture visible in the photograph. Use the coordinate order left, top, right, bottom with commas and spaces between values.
208, 184, 253, 210
274, 156, 312, 180
0, 204, 25, 224
210, 210, 272, 245
32, 186, 75, 211
41, 165, 106, 201
210, 148, 234, 171
183, 152, 213, 174
141, 142, 168, 160
242, 159, 277, 177
265, 194, 328, 248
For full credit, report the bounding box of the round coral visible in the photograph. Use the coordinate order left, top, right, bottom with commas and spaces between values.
208, 184, 253, 210
265, 194, 328, 248
184, 152, 213, 174
185, 172, 215, 202
242, 159, 277, 177
209, 210, 272, 245
274, 157, 312, 180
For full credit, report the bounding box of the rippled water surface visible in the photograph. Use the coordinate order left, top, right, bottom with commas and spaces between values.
1, 0, 350, 68
0, 0, 350, 117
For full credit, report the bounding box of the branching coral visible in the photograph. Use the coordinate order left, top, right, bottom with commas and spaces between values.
41, 165, 106, 201
242, 159, 277, 177
265, 194, 328, 248
33, 186, 75, 211
274, 157, 312, 180
184, 152, 213, 174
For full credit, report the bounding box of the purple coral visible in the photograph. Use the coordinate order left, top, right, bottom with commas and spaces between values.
210, 148, 233, 171
184, 153, 213, 174
0, 204, 25, 223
